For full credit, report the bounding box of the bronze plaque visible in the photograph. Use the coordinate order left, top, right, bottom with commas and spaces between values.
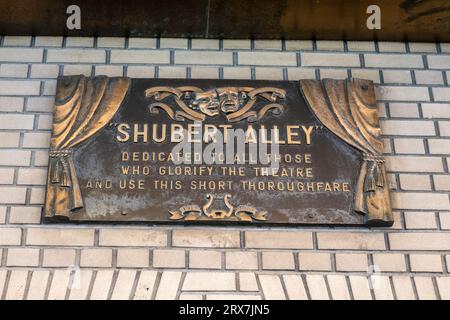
43, 76, 393, 227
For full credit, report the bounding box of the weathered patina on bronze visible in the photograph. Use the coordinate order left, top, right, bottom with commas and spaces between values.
43, 76, 393, 227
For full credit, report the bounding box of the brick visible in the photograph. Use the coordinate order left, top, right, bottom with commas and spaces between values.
5, 270, 28, 300
297, 252, 332, 271
17, 168, 47, 185
30, 64, 60, 78
389, 232, 450, 250
3, 36, 31, 46
110, 270, 136, 300
207, 294, 261, 300
381, 120, 435, 136
66, 37, 94, 47
180, 294, 203, 300
153, 249, 185, 268
422, 103, 450, 118
27, 228, 95, 246
239, 52, 297, 66
126, 66, 155, 78
34, 36, 63, 47
415, 70, 444, 85
37, 114, 52, 130
365, 54, 422, 68
222, 67, 251, 79
183, 272, 235, 291
389, 103, 419, 118
392, 276, 415, 300
158, 66, 186, 78
99, 228, 167, 246
255, 67, 284, 80
336, 253, 368, 271
0, 270, 6, 297
302, 52, 360, 67
63, 64, 92, 76
440, 43, 450, 53
0, 133, 20, 148
245, 231, 313, 249
117, 249, 149, 268
80, 249, 112, 267
3, 205, 32, 228
371, 275, 394, 300
47, 270, 70, 300
0, 228, 22, 245
133, 270, 158, 300
394, 139, 425, 154
347, 41, 376, 52
378, 42, 406, 52
222, 40, 251, 50
410, 254, 443, 272
282, 275, 308, 300
30, 187, 45, 204
258, 274, 286, 300
399, 174, 431, 190
327, 275, 351, 300
404, 212, 437, 229
7, 248, 40, 266
155, 271, 182, 300
317, 232, 385, 250
226, 251, 258, 270
175, 51, 232, 65
436, 277, 450, 300
0, 64, 28, 77
97, 37, 125, 48
22, 132, 51, 148
94, 65, 124, 77
0, 80, 40, 95
351, 69, 380, 83
427, 55, 450, 69
285, 40, 313, 51
391, 192, 450, 210
320, 68, 348, 79
376, 86, 429, 101
191, 39, 220, 50
316, 40, 344, 51
0, 97, 24, 111
349, 275, 372, 300
42, 79, 57, 95
382, 70, 412, 84
428, 139, 450, 154
0, 48, 43, 62
190, 66, 219, 79
254, 40, 282, 50
47, 49, 105, 63
262, 251, 295, 270
409, 42, 437, 53
0, 114, 34, 129
440, 212, 450, 230
68, 270, 93, 300
189, 250, 221, 269
26, 271, 50, 300
0, 187, 27, 204
433, 87, 450, 102
373, 253, 406, 272
43, 249, 77, 267
287, 68, 316, 80
90, 270, 114, 300
172, 229, 239, 248
27, 97, 54, 112
0, 207, 6, 224
110, 50, 169, 64
128, 38, 157, 49
239, 272, 259, 291
159, 38, 188, 49
440, 121, 450, 136
414, 276, 437, 300
434, 175, 450, 191
306, 275, 329, 300
385, 156, 443, 173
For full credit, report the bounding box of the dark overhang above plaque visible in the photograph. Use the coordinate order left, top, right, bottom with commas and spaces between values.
43, 76, 393, 227
0, 0, 449, 42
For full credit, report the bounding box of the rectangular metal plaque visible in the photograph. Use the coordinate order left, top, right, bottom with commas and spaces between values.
43, 77, 393, 227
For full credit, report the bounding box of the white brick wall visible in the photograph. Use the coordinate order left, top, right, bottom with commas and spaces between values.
0, 36, 449, 300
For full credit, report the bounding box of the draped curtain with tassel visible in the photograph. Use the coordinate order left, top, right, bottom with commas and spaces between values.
44, 75, 131, 219
300, 79, 392, 225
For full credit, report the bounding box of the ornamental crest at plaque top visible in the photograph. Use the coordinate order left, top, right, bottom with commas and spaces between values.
145, 86, 286, 123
